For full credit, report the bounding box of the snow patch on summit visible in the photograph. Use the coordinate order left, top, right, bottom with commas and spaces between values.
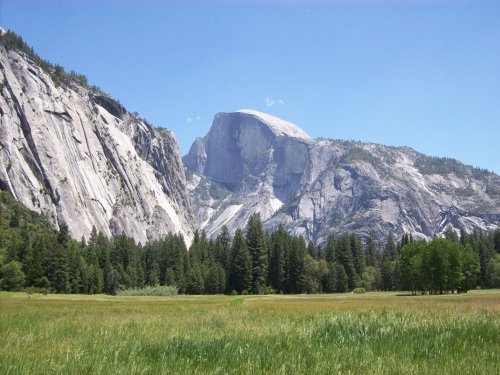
238, 109, 310, 140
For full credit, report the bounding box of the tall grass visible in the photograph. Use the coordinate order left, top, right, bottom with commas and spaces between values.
1, 291, 499, 374
118, 285, 178, 296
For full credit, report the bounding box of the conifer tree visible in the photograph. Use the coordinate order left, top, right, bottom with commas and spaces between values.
365, 232, 377, 267
288, 236, 307, 293
230, 229, 252, 294
269, 227, 287, 293
25, 233, 46, 287
334, 263, 348, 292
246, 214, 268, 294
350, 233, 364, 280
186, 260, 204, 294
335, 234, 355, 289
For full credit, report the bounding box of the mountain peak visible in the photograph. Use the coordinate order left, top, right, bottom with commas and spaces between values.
236, 109, 311, 140
186, 110, 500, 245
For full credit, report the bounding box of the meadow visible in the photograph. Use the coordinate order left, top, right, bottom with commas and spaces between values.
1, 291, 499, 374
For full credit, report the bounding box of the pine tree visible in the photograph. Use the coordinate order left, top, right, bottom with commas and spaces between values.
307, 242, 316, 258
186, 261, 204, 294
45, 224, 71, 293
230, 229, 252, 294
269, 227, 287, 293
288, 236, 307, 293
460, 227, 469, 246
334, 263, 348, 293
149, 261, 160, 286
25, 233, 47, 287
48, 243, 69, 293
246, 214, 268, 294
57, 223, 70, 249
365, 232, 377, 267
322, 264, 336, 293
325, 235, 336, 264
335, 234, 355, 289
401, 233, 410, 248
485, 254, 500, 288
460, 244, 480, 292
214, 226, 231, 275
494, 227, 500, 253
205, 262, 226, 294
68, 241, 85, 293
444, 225, 459, 243
384, 232, 397, 261
350, 233, 364, 281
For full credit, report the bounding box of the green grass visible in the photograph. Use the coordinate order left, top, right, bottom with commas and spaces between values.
1, 291, 499, 374
118, 285, 178, 296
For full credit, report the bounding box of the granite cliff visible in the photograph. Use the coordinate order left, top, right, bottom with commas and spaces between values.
185, 110, 500, 244
0, 44, 194, 244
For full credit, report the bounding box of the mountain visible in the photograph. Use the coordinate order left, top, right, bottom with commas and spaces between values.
0, 36, 194, 244
184, 110, 500, 245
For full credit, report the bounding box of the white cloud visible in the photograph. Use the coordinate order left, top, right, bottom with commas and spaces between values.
266, 97, 285, 107
187, 116, 201, 124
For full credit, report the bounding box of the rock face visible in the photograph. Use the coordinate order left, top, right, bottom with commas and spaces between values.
0, 46, 194, 244
185, 110, 500, 245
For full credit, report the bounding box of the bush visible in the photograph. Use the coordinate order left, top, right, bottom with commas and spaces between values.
0, 261, 25, 291
353, 287, 366, 294
25, 286, 49, 295
261, 286, 276, 295
118, 285, 178, 297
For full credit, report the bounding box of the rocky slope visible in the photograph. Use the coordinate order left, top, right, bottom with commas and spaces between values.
185, 110, 500, 245
0, 45, 194, 244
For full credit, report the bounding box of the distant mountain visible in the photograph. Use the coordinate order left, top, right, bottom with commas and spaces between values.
184, 110, 500, 245
0, 33, 194, 244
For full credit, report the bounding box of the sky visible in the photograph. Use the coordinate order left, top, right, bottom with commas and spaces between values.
1, 0, 499, 173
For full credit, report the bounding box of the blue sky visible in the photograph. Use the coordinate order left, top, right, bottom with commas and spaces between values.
1, 0, 499, 173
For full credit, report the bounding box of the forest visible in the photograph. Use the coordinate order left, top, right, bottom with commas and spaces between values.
1, 191, 499, 295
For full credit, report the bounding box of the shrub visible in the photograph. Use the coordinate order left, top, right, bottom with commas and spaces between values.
353, 287, 366, 294
0, 261, 25, 291
261, 286, 276, 295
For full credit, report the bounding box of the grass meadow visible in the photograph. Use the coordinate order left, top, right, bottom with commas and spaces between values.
1, 290, 499, 374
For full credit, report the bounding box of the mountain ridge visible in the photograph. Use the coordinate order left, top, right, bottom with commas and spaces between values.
185, 110, 500, 245
0, 35, 194, 244
1, 29, 498, 247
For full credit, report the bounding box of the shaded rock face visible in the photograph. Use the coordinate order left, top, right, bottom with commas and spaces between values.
185, 110, 500, 245
0, 47, 194, 244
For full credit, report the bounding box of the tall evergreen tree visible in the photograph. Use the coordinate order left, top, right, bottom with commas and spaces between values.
269, 227, 287, 293
24, 233, 47, 287
246, 214, 268, 294
444, 225, 459, 243
230, 229, 252, 294
334, 263, 348, 293
48, 243, 69, 293
214, 226, 231, 274
350, 233, 364, 281
365, 232, 377, 267
335, 234, 355, 289
384, 232, 397, 261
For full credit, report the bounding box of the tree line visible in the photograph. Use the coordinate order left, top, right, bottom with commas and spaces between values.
1, 192, 499, 294
0, 30, 99, 92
